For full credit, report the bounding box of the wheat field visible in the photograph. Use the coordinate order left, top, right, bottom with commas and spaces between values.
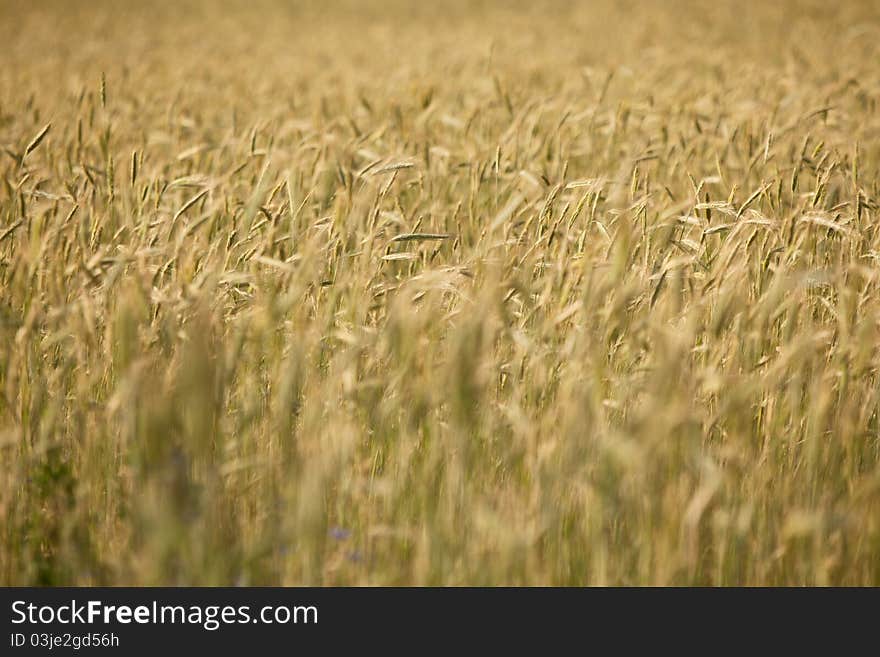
2, 0, 879, 586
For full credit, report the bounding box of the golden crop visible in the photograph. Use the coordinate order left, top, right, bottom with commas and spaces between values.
1, 0, 879, 585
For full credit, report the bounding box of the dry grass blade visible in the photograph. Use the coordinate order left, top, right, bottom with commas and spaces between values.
373, 161, 415, 175
171, 189, 210, 227
389, 233, 451, 243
